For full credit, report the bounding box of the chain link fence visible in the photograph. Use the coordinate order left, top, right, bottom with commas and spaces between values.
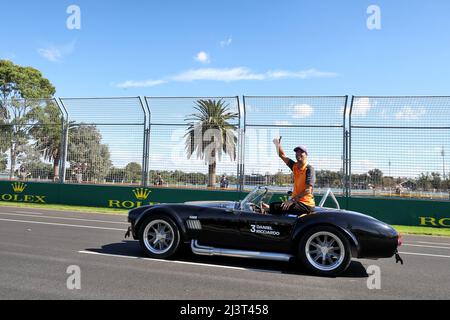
0, 98, 64, 181
242, 96, 348, 195
1, 95, 449, 201
58, 97, 148, 185
349, 96, 450, 200
144, 97, 240, 190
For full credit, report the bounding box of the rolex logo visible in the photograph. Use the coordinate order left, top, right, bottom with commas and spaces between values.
12, 182, 27, 193
132, 188, 151, 200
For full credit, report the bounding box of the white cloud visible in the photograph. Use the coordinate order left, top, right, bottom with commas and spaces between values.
116, 79, 166, 89
244, 104, 262, 113
171, 67, 264, 82
274, 121, 292, 126
267, 68, 337, 79
395, 106, 426, 120
38, 48, 62, 62
292, 104, 314, 118
171, 67, 336, 82
115, 67, 338, 88
194, 51, 210, 64
220, 36, 232, 47
352, 97, 372, 116
37, 40, 76, 62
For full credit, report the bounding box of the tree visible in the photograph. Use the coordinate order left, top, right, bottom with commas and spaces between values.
66, 125, 112, 182
368, 169, 383, 187
124, 162, 142, 183
105, 167, 126, 183
185, 99, 238, 187
316, 170, 343, 188
0, 60, 56, 179
430, 172, 442, 190
0, 153, 6, 171
28, 101, 64, 180
417, 173, 432, 191
17, 145, 52, 179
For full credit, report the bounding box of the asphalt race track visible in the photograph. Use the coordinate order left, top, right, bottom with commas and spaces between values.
0, 206, 449, 300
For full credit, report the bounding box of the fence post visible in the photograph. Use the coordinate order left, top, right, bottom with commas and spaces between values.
141, 97, 152, 187
236, 96, 242, 192
240, 95, 247, 192
347, 96, 355, 205
57, 98, 69, 184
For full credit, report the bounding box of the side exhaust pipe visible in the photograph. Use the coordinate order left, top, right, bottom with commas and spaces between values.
191, 240, 294, 262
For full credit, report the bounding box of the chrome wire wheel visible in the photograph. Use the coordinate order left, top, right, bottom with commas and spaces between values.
305, 231, 345, 272
143, 219, 175, 255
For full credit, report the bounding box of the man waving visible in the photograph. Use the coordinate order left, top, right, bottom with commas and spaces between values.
272, 136, 316, 215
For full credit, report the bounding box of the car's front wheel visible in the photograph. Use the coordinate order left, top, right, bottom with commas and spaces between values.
299, 226, 352, 277
138, 215, 180, 259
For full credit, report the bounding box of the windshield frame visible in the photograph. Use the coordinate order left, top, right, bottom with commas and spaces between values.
239, 186, 272, 211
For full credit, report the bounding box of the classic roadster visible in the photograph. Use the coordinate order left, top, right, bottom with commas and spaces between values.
125, 187, 402, 276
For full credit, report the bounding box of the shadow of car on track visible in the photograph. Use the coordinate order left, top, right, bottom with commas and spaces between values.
84, 240, 369, 278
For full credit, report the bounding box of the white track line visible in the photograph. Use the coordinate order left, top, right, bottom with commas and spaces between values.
399, 251, 450, 259
0, 212, 128, 224
0, 218, 127, 231
402, 244, 450, 250
13, 211, 43, 215
78, 250, 281, 273
407, 241, 450, 246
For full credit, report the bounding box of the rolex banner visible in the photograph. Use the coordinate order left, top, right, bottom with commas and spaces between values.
0, 180, 243, 209
0, 180, 449, 228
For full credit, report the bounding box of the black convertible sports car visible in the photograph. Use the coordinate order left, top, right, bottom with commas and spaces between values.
126, 187, 403, 276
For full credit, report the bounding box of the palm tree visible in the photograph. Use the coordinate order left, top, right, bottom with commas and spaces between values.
28, 101, 64, 180
185, 99, 238, 187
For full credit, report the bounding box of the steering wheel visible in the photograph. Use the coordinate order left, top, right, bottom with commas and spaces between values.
250, 202, 262, 213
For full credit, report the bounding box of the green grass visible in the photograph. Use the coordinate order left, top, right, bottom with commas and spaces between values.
0, 201, 128, 215
1, 201, 450, 236
392, 225, 450, 237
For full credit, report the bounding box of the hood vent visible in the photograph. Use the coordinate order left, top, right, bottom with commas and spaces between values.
186, 219, 202, 230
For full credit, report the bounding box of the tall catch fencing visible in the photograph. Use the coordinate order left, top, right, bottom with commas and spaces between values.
1, 95, 449, 201
144, 97, 240, 189
58, 97, 148, 185
0, 98, 64, 181
349, 96, 450, 200
242, 96, 348, 195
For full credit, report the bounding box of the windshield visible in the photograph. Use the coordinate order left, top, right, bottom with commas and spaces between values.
239, 186, 275, 211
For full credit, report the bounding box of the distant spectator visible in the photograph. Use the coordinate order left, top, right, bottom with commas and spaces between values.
220, 174, 229, 189
154, 173, 164, 186
18, 165, 30, 180
71, 163, 84, 183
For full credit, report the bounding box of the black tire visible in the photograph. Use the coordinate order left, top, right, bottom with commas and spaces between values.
298, 226, 352, 277
138, 215, 181, 259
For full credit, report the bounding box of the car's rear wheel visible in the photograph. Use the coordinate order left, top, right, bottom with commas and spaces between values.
138, 215, 180, 259
299, 226, 352, 276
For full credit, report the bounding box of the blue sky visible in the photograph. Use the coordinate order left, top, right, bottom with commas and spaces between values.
2, 0, 450, 97
1, 1, 450, 179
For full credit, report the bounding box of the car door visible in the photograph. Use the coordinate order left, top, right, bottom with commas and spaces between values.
239, 211, 298, 253
194, 206, 244, 249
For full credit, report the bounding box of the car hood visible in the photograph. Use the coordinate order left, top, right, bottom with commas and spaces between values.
183, 200, 237, 209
